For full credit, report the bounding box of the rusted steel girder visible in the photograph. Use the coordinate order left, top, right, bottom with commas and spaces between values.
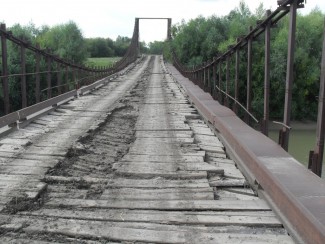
280, 0, 299, 151
309, 18, 325, 177
21, 43, 27, 108
246, 26, 253, 125
0, 23, 10, 114
262, 10, 271, 136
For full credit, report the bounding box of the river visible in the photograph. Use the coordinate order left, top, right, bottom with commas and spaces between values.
268, 123, 325, 179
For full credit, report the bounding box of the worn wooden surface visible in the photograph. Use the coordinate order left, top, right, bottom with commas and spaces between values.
0, 56, 293, 243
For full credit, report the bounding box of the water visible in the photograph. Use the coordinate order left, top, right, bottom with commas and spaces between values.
268, 128, 325, 178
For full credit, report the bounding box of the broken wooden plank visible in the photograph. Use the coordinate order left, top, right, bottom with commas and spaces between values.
106, 178, 210, 189
101, 187, 214, 201
22, 208, 282, 227
45, 198, 271, 211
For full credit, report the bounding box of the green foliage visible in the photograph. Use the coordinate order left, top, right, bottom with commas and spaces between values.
37, 21, 87, 63
171, 2, 325, 121
5, 24, 38, 110
85, 57, 121, 67
113, 36, 131, 56
85, 37, 115, 57
147, 41, 164, 54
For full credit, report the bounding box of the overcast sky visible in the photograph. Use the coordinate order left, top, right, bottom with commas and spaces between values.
2, 0, 324, 43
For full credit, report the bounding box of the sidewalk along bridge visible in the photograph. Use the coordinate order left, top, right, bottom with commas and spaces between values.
0, 0, 324, 243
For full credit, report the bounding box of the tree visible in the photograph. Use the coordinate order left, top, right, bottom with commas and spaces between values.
170, 2, 325, 121
37, 21, 87, 63
86, 37, 115, 57
113, 36, 131, 56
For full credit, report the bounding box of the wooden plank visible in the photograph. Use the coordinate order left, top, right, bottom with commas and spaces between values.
22, 209, 282, 227
135, 130, 193, 138
43, 176, 109, 184
0, 237, 62, 244
100, 187, 214, 200
106, 178, 210, 189
114, 168, 208, 179
194, 134, 223, 147
127, 148, 205, 157
45, 198, 271, 211
135, 137, 194, 143
206, 152, 227, 159
2, 217, 293, 243
209, 178, 247, 187
199, 144, 225, 153
215, 189, 258, 201
113, 161, 222, 172
0, 166, 49, 175
0, 138, 32, 146
1, 159, 58, 168
191, 127, 215, 136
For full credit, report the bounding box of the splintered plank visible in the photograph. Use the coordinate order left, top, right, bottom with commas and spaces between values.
1, 159, 58, 168
135, 124, 191, 131
1, 217, 293, 243
194, 134, 223, 146
127, 147, 205, 156
114, 168, 207, 180
135, 130, 193, 138
43, 176, 109, 184
135, 137, 194, 144
100, 187, 214, 200
198, 144, 225, 154
209, 178, 247, 187
44, 198, 271, 211
0, 166, 49, 176
121, 154, 204, 163
191, 127, 215, 136
113, 161, 222, 173
0, 237, 62, 244
106, 178, 210, 189
22, 209, 282, 227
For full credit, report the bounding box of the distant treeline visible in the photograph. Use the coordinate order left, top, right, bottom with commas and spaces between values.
1, 21, 162, 65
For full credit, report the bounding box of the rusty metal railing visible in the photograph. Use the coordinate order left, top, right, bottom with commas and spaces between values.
171, 0, 325, 177
0, 19, 140, 117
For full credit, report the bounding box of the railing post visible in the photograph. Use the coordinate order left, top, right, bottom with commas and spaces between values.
65, 66, 69, 92
225, 55, 230, 107
1, 23, 10, 114
199, 69, 203, 88
46, 55, 52, 99
262, 10, 271, 136
20, 41, 27, 108
212, 61, 217, 99
35, 45, 40, 103
309, 18, 325, 177
234, 39, 240, 114
57, 63, 62, 95
280, 0, 298, 151
207, 65, 211, 94
73, 69, 77, 89
218, 61, 222, 103
246, 26, 253, 124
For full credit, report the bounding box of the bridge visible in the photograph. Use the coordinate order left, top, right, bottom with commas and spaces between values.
0, 0, 324, 243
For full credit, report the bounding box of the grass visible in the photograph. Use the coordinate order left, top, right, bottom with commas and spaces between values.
85, 57, 121, 68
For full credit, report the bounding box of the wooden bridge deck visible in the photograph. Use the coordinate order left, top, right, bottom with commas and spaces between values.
0, 56, 294, 243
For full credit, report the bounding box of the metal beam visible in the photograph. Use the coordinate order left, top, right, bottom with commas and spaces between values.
246, 26, 253, 124
20, 43, 27, 108
262, 10, 272, 136
0, 23, 10, 114
281, 0, 298, 151
309, 18, 325, 177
